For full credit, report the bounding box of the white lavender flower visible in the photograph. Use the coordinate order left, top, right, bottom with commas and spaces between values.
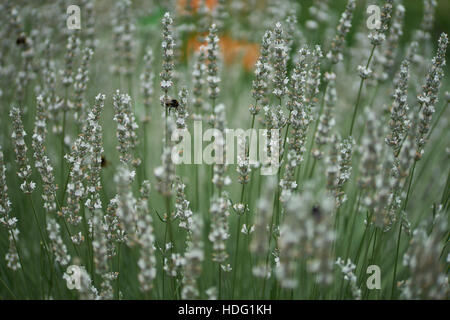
335, 257, 361, 300
10, 107, 35, 193
114, 165, 137, 238
278, 187, 335, 289
212, 104, 230, 189
326, 134, 340, 192
314, 72, 337, 159
0, 147, 16, 230
136, 181, 156, 293
382, 4, 405, 79
287, 48, 310, 162
61, 33, 79, 88
271, 22, 288, 100
47, 217, 70, 266
251, 178, 275, 279
32, 95, 57, 212
250, 31, 272, 116
327, 0, 356, 64
386, 60, 410, 156
113, 90, 140, 166
176, 87, 189, 130
206, 24, 220, 103
209, 193, 230, 266
181, 215, 204, 299
104, 196, 126, 258
357, 65, 372, 80
175, 178, 193, 230
6, 228, 21, 271
84, 94, 105, 211
154, 119, 176, 197
335, 138, 353, 207
359, 110, 383, 208
306, 46, 323, 111
416, 33, 448, 160
401, 212, 448, 299
160, 12, 175, 97
112, 0, 135, 78
141, 47, 154, 123
192, 45, 207, 117
73, 47, 93, 122
63, 131, 90, 226
368, 0, 393, 46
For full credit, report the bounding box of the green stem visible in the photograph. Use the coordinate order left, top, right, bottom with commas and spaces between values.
349, 45, 376, 137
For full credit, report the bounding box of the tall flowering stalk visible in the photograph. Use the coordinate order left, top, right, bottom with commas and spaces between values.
382, 3, 405, 80
73, 47, 94, 124
10, 107, 35, 194
192, 45, 207, 118
415, 33, 448, 160
326, 0, 356, 64
0, 148, 16, 230
113, 90, 140, 167
386, 60, 410, 157
32, 95, 57, 213
209, 192, 231, 297
272, 22, 288, 102
63, 130, 89, 229
60, 32, 79, 193
277, 187, 335, 291
251, 31, 272, 117
32, 96, 71, 266
206, 24, 220, 117
335, 138, 353, 207
136, 181, 156, 294
212, 104, 229, 190
140, 47, 154, 123
181, 215, 204, 299
313, 72, 336, 160
349, 0, 393, 136
112, 0, 135, 91
174, 177, 193, 230
84, 94, 105, 211
160, 12, 175, 115
0, 148, 22, 272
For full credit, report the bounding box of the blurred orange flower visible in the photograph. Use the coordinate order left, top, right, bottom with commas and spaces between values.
187, 34, 260, 72
177, 0, 218, 13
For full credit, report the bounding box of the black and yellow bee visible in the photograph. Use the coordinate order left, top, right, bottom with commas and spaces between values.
16, 34, 27, 46
165, 98, 179, 114
101, 155, 110, 168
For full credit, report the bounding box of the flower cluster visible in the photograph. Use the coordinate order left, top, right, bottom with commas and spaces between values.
84, 94, 105, 211
32, 95, 57, 212
271, 22, 288, 100
368, 0, 393, 46
416, 33, 448, 160
160, 12, 175, 96
250, 31, 272, 115
327, 0, 356, 64
206, 24, 220, 103
113, 90, 140, 166
10, 107, 35, 193
140, 47, 154, 123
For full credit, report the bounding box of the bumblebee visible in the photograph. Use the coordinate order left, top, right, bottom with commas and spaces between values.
311, 205, 322, 221
165, 98, 179, 114
101, 155, 110, 168
16, 34, 27, 46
